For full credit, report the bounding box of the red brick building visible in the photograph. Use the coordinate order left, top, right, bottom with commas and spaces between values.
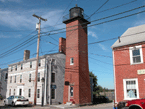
112, 24, 145, 104
62, 5, 91, 105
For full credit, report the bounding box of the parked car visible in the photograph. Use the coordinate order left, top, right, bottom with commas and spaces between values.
3, 95, 29, 106
125, 98, 145, 109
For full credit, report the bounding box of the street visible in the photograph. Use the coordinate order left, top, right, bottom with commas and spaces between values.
0, 101, 114, 109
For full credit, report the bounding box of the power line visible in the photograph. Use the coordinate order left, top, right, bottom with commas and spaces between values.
89, 57, 112, 65
1, 5, 144, 63
88, 0, 109, 19
0, 30, 36, 52
95, 0, 137, 14
0, 29, 34, 32
41, 39, 58, 46
1, 40, 37, 59
41, 5, 145, 35
89, 53, 112, 58
43, 0, 73, 35
41, 0, 137, 30
0, 35, 37, 58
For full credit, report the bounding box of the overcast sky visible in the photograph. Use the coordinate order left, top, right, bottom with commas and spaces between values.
0, 0, 145, 89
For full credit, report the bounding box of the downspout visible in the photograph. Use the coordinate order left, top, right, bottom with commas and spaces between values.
44, 57, 47, 105
48, 58, 52, 105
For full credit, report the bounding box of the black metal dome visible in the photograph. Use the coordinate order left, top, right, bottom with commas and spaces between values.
69, 4, 84, 19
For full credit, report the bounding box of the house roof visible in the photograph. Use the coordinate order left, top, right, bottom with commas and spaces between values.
111, 24, 145, 49
8, 52, 65, 66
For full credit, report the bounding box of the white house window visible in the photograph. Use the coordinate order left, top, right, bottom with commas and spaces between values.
13, 89, 15, 95
37, 89, 40, 98
9, 89, 11, 96
37, 72, 40, 82
11, 66, 13, 72
5, 73, 8, 80
39, 60, 41, 66
15, 65, 17, 71
29, 74, 31, 82
123, 78, 139, 100
28, 89, 31, 97
21, 64, 23, 70
10, 76, 12, 83
19, 89, 22, 96
52, 59, 56, 65
51, 73, 55, 83
14, 76, 16, 83
129, 45, 143, 64
51, 89, 55, 99
30, 61, 32, 68
20, 75, 22, 83
70, 58, 74, 65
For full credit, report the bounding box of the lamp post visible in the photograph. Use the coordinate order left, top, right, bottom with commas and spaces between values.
41, 77, 45, 106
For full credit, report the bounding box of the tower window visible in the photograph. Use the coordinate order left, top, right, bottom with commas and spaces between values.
70, 87, 73, 97
70, 58, 74, 65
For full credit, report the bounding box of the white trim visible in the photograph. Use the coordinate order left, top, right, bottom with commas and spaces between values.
123, 78, 139, 100
112, 50, 117, 103
129, 45, 143, 65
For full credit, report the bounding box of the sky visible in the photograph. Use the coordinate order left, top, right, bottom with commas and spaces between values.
0, 0, 145, 89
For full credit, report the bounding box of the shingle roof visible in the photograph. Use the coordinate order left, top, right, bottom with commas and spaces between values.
111, 24, 145, 48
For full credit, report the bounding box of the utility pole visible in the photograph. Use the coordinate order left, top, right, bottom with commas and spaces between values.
33, 14, 47, 105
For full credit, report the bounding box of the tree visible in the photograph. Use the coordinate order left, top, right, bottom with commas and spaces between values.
89, 71, 104, 95
89, 71, 98, 95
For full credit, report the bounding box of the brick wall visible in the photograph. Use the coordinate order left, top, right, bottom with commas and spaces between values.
63, 19, 91, 105
113, 42, 145, 103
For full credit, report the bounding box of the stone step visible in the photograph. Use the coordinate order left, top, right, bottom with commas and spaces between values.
65, 102, 72, 105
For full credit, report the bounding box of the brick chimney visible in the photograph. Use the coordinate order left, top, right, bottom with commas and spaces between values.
59, 37, 66, 54
23, 50, 30, 61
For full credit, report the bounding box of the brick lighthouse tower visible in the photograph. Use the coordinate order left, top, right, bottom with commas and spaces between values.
63, 5, 91, 105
